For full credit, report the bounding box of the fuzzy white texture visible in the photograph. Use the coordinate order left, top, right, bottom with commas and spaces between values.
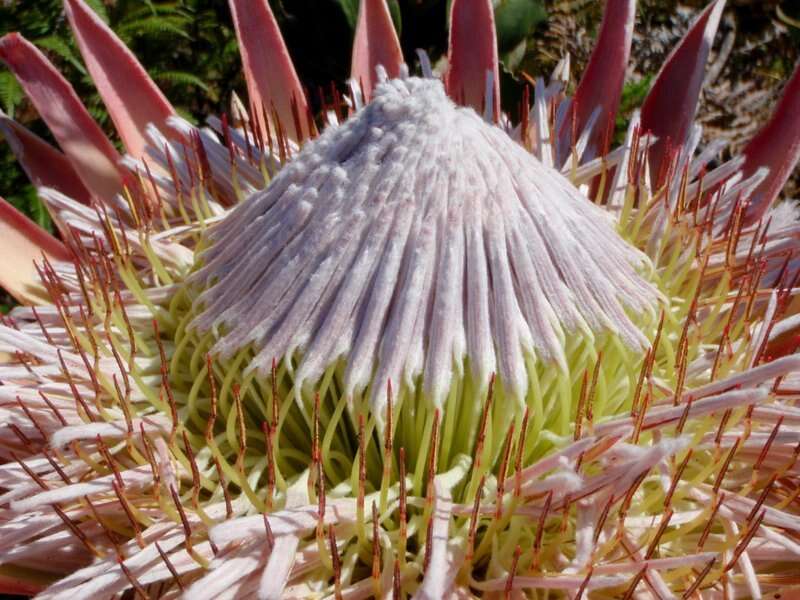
189, 77, 658, 409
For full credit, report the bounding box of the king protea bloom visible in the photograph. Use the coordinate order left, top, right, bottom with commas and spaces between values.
1, 0, 799, 597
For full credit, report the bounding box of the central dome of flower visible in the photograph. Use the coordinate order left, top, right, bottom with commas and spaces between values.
188, 77, 657, 410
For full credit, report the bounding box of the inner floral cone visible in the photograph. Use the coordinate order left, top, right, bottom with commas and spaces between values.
151, 77, 668, 594
185, 77, 658, 412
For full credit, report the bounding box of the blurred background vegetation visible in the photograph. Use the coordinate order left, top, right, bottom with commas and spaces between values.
0, 0, 798, 310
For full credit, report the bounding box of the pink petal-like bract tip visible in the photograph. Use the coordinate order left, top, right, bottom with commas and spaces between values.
0, 33, 124, 200
0, 111, 91, 203
641, 0, 725, 187
228, 0, 310, 142
351, 0, 404, 99
562, 0, 635, 163
64, 0, 177, 159
740, 61, 800, 222
446, 0, 500, 121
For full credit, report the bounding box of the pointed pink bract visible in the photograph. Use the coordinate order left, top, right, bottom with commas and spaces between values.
640, 0, 725, 187
446, 0, 500, 120
740, 62, 800, 222
228, 0, 310, 142
351, 0, 404, 99
0, 111, 91, 203
64, 0, 176, 159
0, 33, 124, 200
562, 0, 635, 163
0, 197, 71, 304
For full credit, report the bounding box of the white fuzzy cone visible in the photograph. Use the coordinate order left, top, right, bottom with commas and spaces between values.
190, 77, 657, 410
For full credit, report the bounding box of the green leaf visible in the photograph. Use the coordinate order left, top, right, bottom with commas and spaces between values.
142, 0, 158, 15
0, 71, 24, 117
335, 0, 402, 35
494, 0, 546, 54
336, 0, 359, 30
501, 39, 528, 72
175, 106, 198, 125
121, 2, 189, 21
117, 15, 192, 42
153, 70, 210, 92
619, 76, 653, 112
615, 75, 654, 142
36, 36, 87, 75
9, 187, 53, 233
388, 0, 402, 36
84, 0, 109, 23
28, 195, 53, 233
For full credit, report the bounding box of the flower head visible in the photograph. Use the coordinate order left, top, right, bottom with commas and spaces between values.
188, 76, 657, 410
0, 0, 799, 598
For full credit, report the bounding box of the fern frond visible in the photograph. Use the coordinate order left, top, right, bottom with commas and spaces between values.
117, 15, 192, 42
153, 70, 209, 92
83, 0, 109, 23
0, 71, 24, 118
120, 3, 191, 22
36, 36, 87, 75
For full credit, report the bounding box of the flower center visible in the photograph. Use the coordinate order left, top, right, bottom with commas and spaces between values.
162, 77, 662, 519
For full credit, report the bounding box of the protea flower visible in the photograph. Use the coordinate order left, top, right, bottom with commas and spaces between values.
1, 0, 799, 597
